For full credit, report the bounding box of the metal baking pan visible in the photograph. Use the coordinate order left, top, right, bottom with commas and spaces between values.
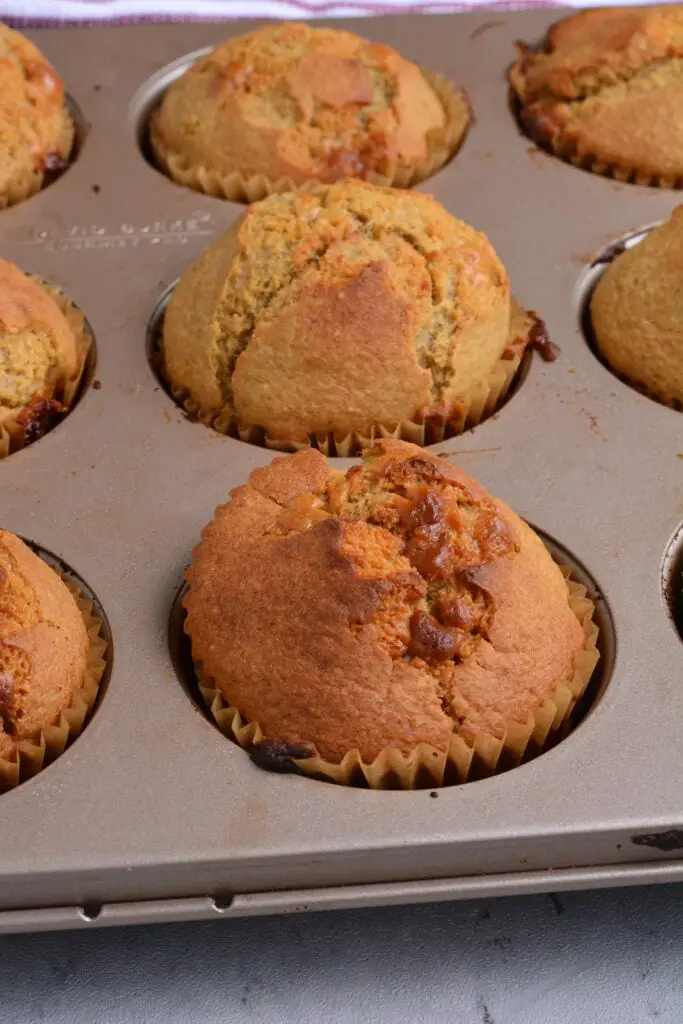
1, 9, 682, 935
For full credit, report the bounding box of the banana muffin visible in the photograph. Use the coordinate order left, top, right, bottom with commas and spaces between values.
0, 258, 88, 457
0, 531, 89, 770
0, 22, 74, 208
184, 440, 598, 787
510, 5, 683, 187
150, 22, 469, 201
591, 208, 683, 408
162, 180, 535, 452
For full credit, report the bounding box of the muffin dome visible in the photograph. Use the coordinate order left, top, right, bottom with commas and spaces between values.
0, 22, 74, 208
162, 180, 526, 448
0, 259, 81, 451
0, 531, 89, 763
591, 207, 683, 407
185, 441, 595, 782
150, 22, 469, 198
510, 5, 683, 186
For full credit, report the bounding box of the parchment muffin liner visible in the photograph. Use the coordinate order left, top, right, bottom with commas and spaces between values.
164, 300, 538, 456
172, 346, 521, 457
0, 579, 108, 793
511, 63, 683, 192
0, 110, 75, 211
193, 569, 599, 790
538, 126, 683, 190
0, 278, 92, 460
151, 70, 471, 203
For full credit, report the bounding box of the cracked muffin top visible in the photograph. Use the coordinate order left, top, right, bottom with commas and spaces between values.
0, 22, 74, 208
591, 207, 683, 408
150, 22, 468, 193
0, 531, 89, 763
184, 440, 587, 764
0, 258, 80, 438
510, 5, 683, 185
162, 180, 515, 444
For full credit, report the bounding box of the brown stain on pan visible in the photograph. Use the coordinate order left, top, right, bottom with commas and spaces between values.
469, 20, 504, 41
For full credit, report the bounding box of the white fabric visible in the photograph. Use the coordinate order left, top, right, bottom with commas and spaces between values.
0, 0, 659, 24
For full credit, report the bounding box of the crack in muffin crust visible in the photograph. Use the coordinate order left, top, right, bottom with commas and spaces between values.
211, 186, 465, 412
268, 452, 517, 692
162, 180, 522, 446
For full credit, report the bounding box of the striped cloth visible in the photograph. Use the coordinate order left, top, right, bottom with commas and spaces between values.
0, 0, 649, 27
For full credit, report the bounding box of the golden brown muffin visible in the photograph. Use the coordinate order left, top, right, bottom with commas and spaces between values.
185, 441, 595, 783
591, 208, 683, 408
163, 180, 534, 450
150, 22, 469, 200
0, 22, 74, 208
510, 6, 683, 186
0, 258, 84, 454
0, 531, 89, 764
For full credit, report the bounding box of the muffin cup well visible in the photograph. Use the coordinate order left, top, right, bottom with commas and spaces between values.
0, 579, 108, 793
151, 71, 470, 203
591, 351, 683, 414
194, 570, 598, 790
0, 110, 75, 210
166, 302, 535, 457
0, 280, 92, 459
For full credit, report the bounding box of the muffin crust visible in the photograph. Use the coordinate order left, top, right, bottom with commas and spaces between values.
185, 441, 587, 764
0, 22, 74, 207
591, 207, 683, 407
163, 181, 514, 444
0, 531, 89, 762
0, 259, 80, 444
510, 6, 683, 185
151, 22, 468, 193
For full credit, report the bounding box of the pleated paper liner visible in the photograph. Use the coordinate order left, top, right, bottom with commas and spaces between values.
0, 580, 108, 793
171, 347, 520, 457
548, 132, 683, 190
166, 302, 535, 456
194, 570, 599, 791
516, 100, 683, 190
0, 279, 92, 459
150, 70, 471, 203
0, 110, 75, 210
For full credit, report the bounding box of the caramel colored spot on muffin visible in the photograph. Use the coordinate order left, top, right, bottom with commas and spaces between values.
331, 450, 514, 667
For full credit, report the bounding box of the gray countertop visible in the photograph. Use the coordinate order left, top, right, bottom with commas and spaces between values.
1, 884, 682, 1023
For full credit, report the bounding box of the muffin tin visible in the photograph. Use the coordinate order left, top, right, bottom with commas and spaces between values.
0, 10, 682, 935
